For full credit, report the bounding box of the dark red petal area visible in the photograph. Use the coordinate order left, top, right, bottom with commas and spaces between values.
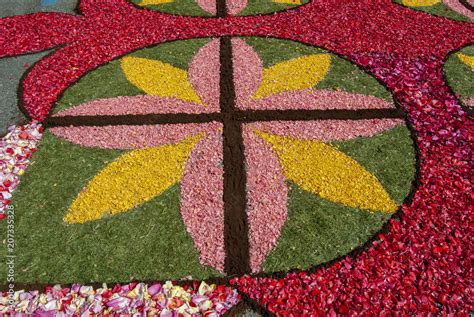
0, 13, 81, 58
3, 0, 473, 120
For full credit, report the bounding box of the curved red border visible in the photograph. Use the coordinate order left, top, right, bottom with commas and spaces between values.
0, 0, 473, 314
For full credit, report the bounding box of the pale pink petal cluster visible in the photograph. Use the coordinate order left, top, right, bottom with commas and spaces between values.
180, 132, 226, 271
54, 95, 215, 116
50, 123, 220, 150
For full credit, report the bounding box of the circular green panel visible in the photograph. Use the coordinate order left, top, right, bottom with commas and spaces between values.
4, 37, 417, 285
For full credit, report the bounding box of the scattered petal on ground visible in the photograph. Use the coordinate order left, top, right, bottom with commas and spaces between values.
0, 281, 239, 315
0, 122, 42, 214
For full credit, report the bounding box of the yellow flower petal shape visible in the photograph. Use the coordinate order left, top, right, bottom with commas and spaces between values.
252, 54, 331, 99
272, 0, 302, 4
138, 0, 174, 6
64, 134, 202, 224
257, 131, 398, 213
457, 53, 474, 70
121, 56, 203, 104
402, 0, 440, 7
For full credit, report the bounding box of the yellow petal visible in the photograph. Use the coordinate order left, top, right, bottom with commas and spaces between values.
402, 0, 440, 7
253, 54, 331, 99
257, 131, 397, 213
139, 0, 174, 5
457, 53, 474, 70
64, 135, 202, 224
121, 56, 202, 104
272, 0, 302, 4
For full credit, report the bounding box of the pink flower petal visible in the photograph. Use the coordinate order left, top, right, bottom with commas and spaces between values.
243, 127, 288, 273
49, 123, 220, 149
463, 96, 474, 109
240, 89, 397, 110
180, 130, 225, 272
250, 119, 404, 142
442, 0, 474, 20
227, 0, 248, 15
53, 95, 212, 117
196, 0, 248, 15
188, 39, 220, 110
232, 38, 264, 107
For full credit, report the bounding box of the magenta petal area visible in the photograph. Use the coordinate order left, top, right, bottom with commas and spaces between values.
250, 119, 404, 142
240, 89, 397, 110
196, 0, 247, 15
180, 130, 225, 272
232, 38, 264, 107
188, 38, 220, 110
49, 123, 220, 149
53, 95, 212, 117
243, 127, 288, 273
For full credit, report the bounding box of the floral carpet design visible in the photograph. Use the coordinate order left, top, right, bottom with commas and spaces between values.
0, 0, 472, 315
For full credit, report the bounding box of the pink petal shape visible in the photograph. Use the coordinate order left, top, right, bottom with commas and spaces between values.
49, 123, 220, 149
243, 127, 288, 273
240, 88, 397, 110
53, 95, 213, 117
227, 0, 248, 15
442, 0, 474, 20
188, 39, 220, 110
231, 38, 264, 107
196, 0, 248, 15
250, 119, 404, 142
180, 131, 225, 272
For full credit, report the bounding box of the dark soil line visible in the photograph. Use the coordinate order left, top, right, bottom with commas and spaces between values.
217, 0, 227, 16
43, 113, 222, 127
44, 109, 405, 127
236, 108, 406, 121
220, 36, 251, 275
459, 0, 474, 12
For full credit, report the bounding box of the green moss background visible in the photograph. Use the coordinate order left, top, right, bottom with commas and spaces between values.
54, 39, 211, 113
263, 125, 415, 272
444, 45, 474, 108
243, 37, 392, 100
0, 124, 415, 283
0, 132, 219, 284
1, 36, 418, 284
